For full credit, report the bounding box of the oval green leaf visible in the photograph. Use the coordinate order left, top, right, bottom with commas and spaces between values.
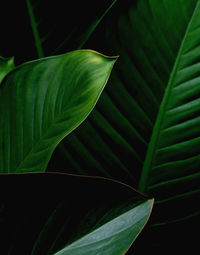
0, 50, 116, 173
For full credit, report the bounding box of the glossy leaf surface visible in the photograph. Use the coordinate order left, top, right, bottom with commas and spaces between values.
0, 173, 153, 254
55, 201, 152, 255
0, 50, 116, 173
48, 0, 200, 227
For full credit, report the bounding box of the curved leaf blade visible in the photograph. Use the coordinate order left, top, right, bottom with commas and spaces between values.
0, 173, 153, 254
0, 50, 116, 173
139, 0, 200, 192
54, 200, 152, 255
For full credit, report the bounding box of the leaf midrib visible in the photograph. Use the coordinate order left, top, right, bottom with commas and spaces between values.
14, 101, 93, 173
13, 54, 114, 173
138, 0, 200, 192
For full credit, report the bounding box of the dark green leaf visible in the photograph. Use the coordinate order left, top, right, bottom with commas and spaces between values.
0, 173, 153, 254
0, 50, 116, 173
48, 0, 200, 228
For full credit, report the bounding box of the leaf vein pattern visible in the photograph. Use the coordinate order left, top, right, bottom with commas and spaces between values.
138, 0, 200, 192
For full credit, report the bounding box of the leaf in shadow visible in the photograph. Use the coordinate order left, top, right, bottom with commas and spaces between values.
0, 172, 153, 254
47, 0, 200, 235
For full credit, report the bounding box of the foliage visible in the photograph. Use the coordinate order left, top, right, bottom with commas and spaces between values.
0, 0, 153, 254
49, 0, 200, 252
0, 173, 153, 254
0, 0, 199, 254
0, 50, 116, 173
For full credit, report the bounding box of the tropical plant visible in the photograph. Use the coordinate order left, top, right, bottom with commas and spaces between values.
0, 0, 199, 254
48, 0, 200, 252
0, 1, 153, 254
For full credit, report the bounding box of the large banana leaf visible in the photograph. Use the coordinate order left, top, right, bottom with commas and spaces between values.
0, 173, 153, 254
48, 0, 200, 235
0, 50, 116, 173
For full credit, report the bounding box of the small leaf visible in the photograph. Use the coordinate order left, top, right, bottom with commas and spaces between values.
0, 56, 14, 84
0, 50, 116, 173
49, 0, 200, 228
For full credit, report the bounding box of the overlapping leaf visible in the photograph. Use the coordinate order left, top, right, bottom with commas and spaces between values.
1, 0, 199, 252
0, 1, 155, 254
0, 50, 116, 173
48, 0, 200, 229
0, 173, 153, 254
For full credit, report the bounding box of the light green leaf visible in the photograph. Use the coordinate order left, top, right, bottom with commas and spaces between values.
54, 200, 153, 255
0, 50, 116, 173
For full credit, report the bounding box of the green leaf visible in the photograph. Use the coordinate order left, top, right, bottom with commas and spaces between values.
139, 0, 200, 192
48, 0, 200, 227
0, 50, 116, 173
0, 56, 14, 84
0, 173, 153, 254
54, 200, 152, 255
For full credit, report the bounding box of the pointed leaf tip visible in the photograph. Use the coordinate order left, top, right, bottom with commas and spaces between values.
0, 50, 116, 173
0, 56, 15, 84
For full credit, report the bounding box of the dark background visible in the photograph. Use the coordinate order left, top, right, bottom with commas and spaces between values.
0, 0, 199, 254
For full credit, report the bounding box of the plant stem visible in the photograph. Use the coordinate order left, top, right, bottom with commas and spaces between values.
78, 0, 118, 49
26, 0, 44, 58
